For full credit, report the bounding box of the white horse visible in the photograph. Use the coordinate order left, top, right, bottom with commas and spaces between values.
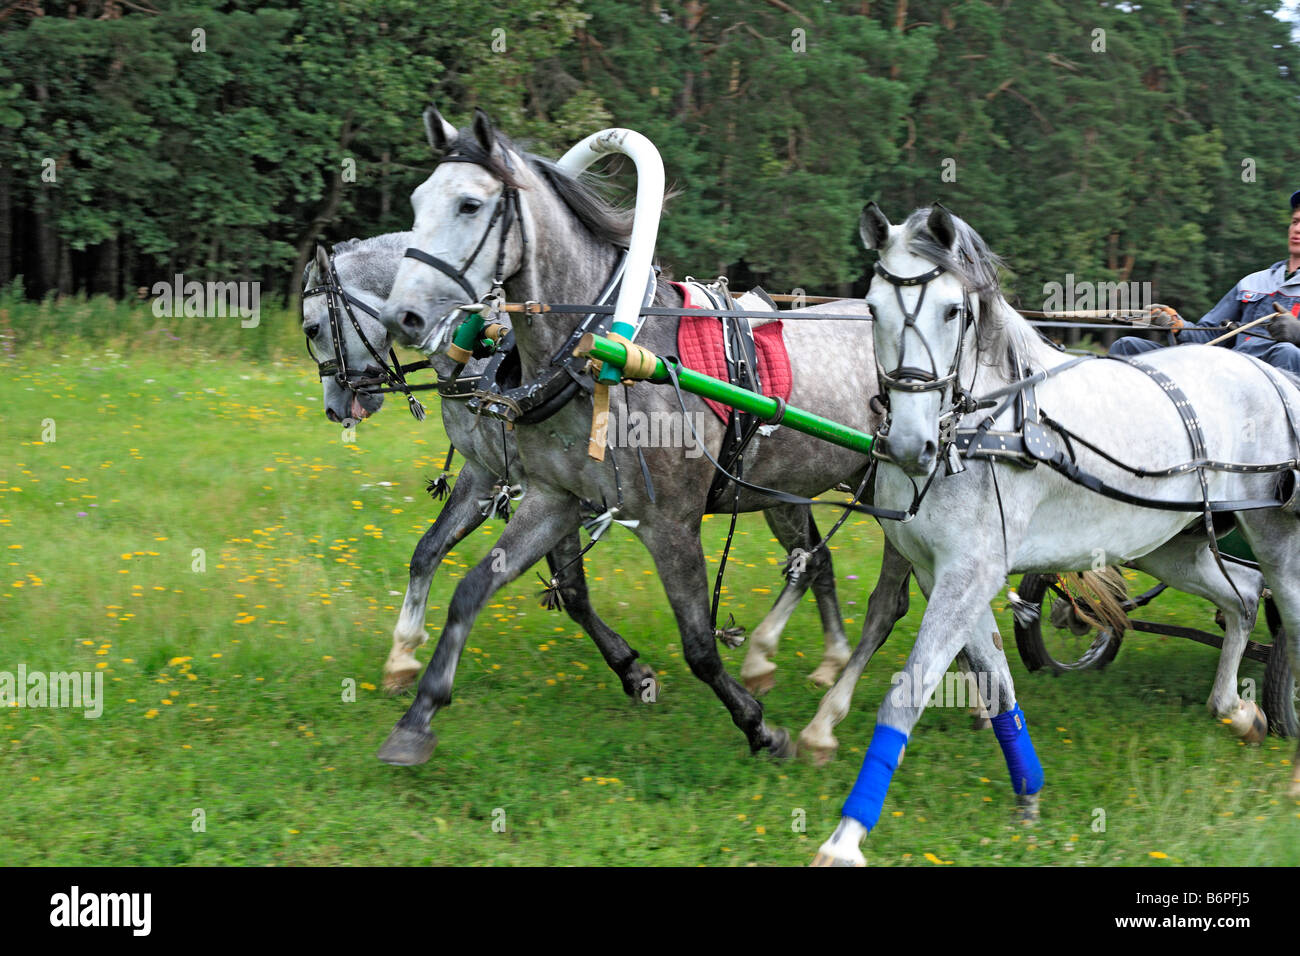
813, 203, 1300, 866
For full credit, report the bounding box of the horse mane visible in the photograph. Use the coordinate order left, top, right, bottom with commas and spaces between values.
898, 208, 1039, 368
302, 232, 413, 298
529, 154, 636, 249
444, 127, 637, 249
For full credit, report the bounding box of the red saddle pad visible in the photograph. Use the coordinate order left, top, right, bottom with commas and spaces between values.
673, 282, 793, 423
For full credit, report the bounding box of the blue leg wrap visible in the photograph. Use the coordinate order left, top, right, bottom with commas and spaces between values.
991, 703, 1044, 795
841, 724, 908, 830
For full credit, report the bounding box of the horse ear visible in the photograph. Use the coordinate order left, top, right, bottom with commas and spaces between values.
859, 202, 891, 250
313, 243, 330, 275
927, 202, 957, 250
471, 107, 497, 156
423, 105, 457, 155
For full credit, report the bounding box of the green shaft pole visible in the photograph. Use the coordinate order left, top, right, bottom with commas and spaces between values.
576, 332, 874, 455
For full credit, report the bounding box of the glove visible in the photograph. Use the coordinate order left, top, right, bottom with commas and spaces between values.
1268, 309, 1300, 345
1144, 304, 1184, 333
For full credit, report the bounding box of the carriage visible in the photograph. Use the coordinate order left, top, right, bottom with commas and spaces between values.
1011, 527, 1297, 737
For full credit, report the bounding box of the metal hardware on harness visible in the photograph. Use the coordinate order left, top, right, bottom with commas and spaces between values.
869, 259, 977, 478
400, 137, 529, 338
302, 251, 429, 421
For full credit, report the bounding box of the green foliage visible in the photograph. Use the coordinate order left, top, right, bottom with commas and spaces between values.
2, 2, 1299, 316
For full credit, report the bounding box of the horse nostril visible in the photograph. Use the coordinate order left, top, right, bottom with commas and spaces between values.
920, 441, 937, 464
402, 311, 424, 331
326, 407, 341, 423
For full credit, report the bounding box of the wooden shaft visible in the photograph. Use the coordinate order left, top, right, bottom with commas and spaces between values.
1203, 314, 1269, 346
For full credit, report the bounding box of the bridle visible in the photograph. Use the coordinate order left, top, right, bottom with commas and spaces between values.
400, 138, 528, 319
301, 251, 430, 421
870, 258, 980, 466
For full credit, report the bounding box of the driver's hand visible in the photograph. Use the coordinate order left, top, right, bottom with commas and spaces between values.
1145, 304, 1184, 333
1268, 309, 1300, 345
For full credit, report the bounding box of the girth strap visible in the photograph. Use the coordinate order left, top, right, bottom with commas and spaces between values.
702, 282, 766, 511
1031, 357, 1284, 512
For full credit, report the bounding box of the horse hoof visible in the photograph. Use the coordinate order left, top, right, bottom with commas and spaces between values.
383, 666, 420, 696
1288, 775, 1300, 801
970, 714, 992, 731
744, 670, 777, 696
807, 664, 840, 688
797, 729, 838, 766
377, 724, 437, 766
629, 669, 662, 704
810, 850, 865, 867
1014, 793, 1041, 824
1226, 700, 1268, 743
766, 726, 797, 759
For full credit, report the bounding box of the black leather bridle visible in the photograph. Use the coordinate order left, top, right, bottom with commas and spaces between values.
870, 258, 979, 466
301, 251, 429, 421
401, 140, 528, 316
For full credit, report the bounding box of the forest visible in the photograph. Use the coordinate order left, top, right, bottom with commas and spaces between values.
3, 0, 1298, 317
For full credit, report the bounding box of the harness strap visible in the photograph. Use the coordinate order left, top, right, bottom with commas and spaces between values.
659, 358, 916, 522
402, 248, 480, 303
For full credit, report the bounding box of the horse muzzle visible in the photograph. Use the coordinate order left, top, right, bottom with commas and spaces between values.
874, 431, 938, 478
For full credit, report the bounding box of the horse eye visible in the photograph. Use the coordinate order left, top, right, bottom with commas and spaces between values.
459, 199, 482, 215
945, 304, 962, 322
303, 321, 321, 338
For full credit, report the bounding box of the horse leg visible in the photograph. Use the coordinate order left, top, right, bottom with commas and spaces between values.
545, 531, 660, 702
742, 505, 847, 694
813, 560, 1003, 866
1226, 512, 1300, 794
1132, 536, 1266, 742
957, 615, 1042, 822
639, 517, 792, 756
377, 490, 581, 766
384, 462, 494, 694
803, 512, 855, 687
950, 648, 995, 732
798, 537, 912, 765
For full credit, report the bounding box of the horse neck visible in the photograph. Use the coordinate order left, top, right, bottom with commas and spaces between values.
500, 183, 624, 374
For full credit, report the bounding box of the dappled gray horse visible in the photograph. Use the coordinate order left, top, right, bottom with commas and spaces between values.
302, 231, 867, 708
813, 203, 1300, 865
375, 108, 902, 763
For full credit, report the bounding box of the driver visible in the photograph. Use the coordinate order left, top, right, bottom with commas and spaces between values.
1109, 189, 1300, 374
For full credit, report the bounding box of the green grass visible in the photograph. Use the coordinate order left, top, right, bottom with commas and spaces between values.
1, 298, 1298, 865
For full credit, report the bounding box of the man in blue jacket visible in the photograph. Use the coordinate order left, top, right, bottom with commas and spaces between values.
1110, 190, 1300, 374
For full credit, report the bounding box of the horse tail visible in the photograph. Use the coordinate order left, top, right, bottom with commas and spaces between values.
1058, 567, 1129, 637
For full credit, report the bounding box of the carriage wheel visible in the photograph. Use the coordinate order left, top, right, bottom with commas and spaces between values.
1011, 573, 1124, 674
1262, 596, 1298, 738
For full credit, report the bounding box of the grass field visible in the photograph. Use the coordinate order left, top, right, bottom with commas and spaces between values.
2, 297, 1298, 866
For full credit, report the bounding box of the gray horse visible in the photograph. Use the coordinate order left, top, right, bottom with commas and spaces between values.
813, 203, 1300, 865
374, 108, 908, 763
301, 231, 870, 710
